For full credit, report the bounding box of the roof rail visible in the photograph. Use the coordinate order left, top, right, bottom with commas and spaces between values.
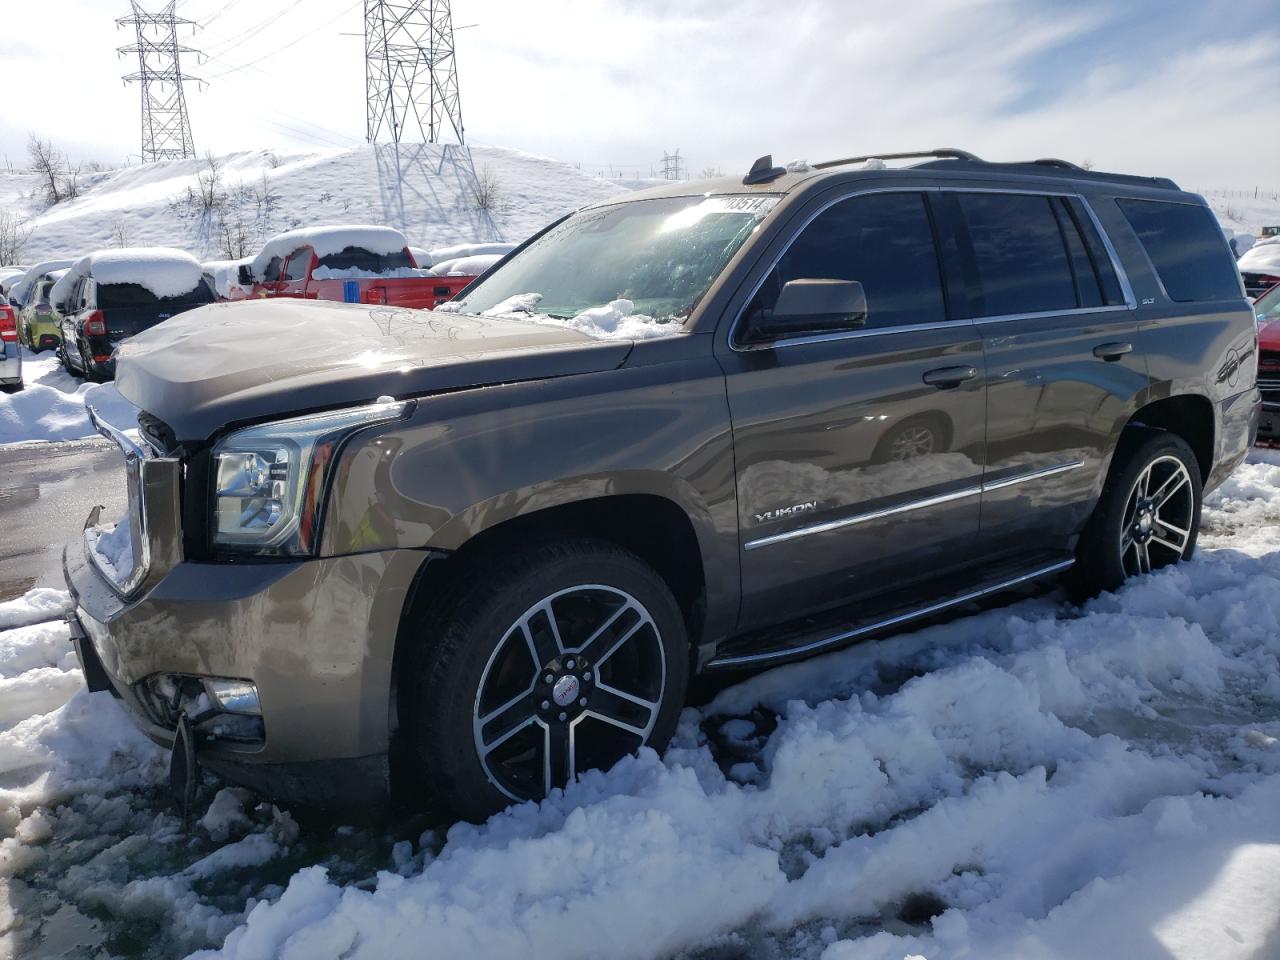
811, 148, 981, 170
1030, 157, 1083, 171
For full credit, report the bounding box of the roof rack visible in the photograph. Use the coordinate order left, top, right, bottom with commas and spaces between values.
811, 148, 981, 170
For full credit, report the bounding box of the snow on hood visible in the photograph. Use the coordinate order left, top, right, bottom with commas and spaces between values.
9, 259, 75, 305
51, 247, 205, 304
251, 224, 409, 278
1240, 238, 1280, 274
475, 293, 682, 341
428, 253, 503, 276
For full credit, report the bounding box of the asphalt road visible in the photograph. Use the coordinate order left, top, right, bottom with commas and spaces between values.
0, 438, 127, 602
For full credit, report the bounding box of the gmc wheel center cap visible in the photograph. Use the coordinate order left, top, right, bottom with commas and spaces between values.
552, 675, 580, 707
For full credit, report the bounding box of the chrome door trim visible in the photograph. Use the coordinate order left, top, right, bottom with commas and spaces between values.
725, 185, 1136, 353
707, 558, 1076, 668
743, 459, 1082, 551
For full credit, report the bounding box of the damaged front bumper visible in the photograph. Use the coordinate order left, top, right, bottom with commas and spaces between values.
64, 406, 430, 809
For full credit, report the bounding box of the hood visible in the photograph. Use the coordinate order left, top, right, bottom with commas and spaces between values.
114, 298, 633, 442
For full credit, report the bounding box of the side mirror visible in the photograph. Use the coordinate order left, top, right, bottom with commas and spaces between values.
237, 264, 255, 286
744, 279, 868, 345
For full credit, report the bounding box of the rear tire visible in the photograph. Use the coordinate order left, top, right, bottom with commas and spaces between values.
1069, 429, 1202, 599
400, 539, 689, 820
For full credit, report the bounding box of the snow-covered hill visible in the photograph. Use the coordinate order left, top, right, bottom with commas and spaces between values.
2, 144, 627, 263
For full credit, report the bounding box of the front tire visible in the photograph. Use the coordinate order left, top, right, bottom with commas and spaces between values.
400, 539, 689, 819
1070, 429, 1202, 598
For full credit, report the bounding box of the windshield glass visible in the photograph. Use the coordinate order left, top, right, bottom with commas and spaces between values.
448, 195, 778, 337
1258, 284, 1280, 323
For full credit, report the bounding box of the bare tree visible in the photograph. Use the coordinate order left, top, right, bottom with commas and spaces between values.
217, 210, 253, 259
471, 163, 505, 213
109, 219, 130, 248
28, 133, 66, 205
699, 166, 724, 179
195, 150, 224, 213
0, 211, 32, 264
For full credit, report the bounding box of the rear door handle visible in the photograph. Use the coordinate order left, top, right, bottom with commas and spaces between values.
1093, 341, 1133, 361
922, 365, 978, 389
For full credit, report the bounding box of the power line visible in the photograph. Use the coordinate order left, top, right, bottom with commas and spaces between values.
205, 0, 361, 79
117, 1, 201, 162
365, 0, 465, 144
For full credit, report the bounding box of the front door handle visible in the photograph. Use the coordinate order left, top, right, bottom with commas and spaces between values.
922, 365, 978, 389
1093, 341, 1133, 361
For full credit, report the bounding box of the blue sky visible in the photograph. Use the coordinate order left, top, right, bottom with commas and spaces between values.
1, 0, 1277, 188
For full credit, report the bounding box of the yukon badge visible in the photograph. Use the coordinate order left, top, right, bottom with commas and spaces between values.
754, 500, 818, 525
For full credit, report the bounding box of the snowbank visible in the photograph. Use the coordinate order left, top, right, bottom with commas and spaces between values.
0, 351, 139, 446
251, 224, 409, 278
51, 247, 205, 304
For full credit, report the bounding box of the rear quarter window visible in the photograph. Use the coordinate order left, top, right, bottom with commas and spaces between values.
1117, 199, 1242, 302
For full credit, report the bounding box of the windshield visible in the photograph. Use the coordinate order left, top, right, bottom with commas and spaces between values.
1258, 283, 1280, 324
449, 195, 778, 335
99, 280, 216, 309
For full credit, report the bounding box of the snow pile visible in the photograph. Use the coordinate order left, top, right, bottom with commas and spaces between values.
250, 225, 410, 278
1239, 236, 1280, 274
428, 253, 503, 276
5, 451, 1280, 958
51, 248, 205, 305
0, 350, 139, 446
478, 294, 682, 341
86, 520, 134, 585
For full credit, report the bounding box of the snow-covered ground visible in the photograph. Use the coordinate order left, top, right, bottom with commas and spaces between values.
0, 350, 138, 447
4, 452, 1280, 960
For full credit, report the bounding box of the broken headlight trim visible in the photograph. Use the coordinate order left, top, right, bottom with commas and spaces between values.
211, 397, 412, 556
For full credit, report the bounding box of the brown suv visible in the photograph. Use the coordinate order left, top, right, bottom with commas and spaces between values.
64, 149, 1259, 819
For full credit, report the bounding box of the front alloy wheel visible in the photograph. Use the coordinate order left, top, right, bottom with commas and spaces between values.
402, 539, 687, 819
473, 585, 667, 801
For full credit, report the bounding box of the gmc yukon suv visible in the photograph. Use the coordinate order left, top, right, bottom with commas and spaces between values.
64, 149, 1259, 819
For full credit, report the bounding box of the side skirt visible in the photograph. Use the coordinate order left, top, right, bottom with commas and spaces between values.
706, 556, 1075, 670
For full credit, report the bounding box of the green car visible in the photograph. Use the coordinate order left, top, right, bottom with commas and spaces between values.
18, 276, 64, 352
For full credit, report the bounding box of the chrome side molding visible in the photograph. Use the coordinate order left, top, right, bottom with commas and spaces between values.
744, 460, 1082, 551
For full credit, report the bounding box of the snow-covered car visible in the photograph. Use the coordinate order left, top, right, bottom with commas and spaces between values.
53, 248, 215, 381
202, 257, 254, 302
1239, 236, 1280, 298
238, 225, 476, 310
0, 289, 21, 393
17, 268, 69, 352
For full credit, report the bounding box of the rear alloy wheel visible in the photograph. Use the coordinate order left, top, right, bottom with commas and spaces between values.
1070, 429, 1202, 598
403, 540, 688, 819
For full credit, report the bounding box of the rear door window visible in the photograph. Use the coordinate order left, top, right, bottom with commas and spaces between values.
1117, 199, 1242, 302
956, 193, 1077, 317
744, 191, 947, 337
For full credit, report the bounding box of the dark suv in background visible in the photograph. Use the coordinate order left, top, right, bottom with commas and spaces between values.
65, 148, 1258, 820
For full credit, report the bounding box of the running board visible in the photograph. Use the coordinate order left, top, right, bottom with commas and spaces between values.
706, 557, 1075, 670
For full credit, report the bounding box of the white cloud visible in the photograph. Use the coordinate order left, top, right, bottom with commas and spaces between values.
0, 0, 1277, 189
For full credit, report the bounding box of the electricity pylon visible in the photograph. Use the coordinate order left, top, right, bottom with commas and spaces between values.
117, 1, 200, 163
365, 0, 465, 144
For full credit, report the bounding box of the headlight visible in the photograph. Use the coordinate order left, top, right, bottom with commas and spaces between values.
211, 397, 412, 556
